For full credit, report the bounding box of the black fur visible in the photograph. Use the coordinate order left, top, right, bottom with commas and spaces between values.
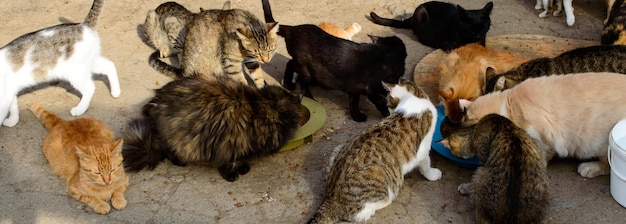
368, 1, 493, 52
122, 76, 301, 182
262, 0, 407, 122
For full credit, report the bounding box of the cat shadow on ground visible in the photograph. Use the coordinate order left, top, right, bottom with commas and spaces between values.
17, 75, 117, 101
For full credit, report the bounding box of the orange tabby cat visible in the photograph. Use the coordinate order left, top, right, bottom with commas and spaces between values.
318, 22, 361, 40
438, 43, 527, 123
30, 103, 128, 214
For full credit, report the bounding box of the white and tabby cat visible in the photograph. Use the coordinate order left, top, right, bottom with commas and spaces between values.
0, 0, 120, 127
309, 78, 442, 223
462, 72, 626, 178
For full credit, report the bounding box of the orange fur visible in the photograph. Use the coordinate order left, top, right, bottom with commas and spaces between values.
30, 103, 128, 214
318, 22, 362, 40
438, 43, 527, 123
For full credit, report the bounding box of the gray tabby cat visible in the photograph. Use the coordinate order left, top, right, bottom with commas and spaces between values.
309, 79, 442, 223
441, 114, 550, 224
0, 0, 120, 127
150, 6, 278, 88
484, 44, 626, 93
143, 1, 231, 59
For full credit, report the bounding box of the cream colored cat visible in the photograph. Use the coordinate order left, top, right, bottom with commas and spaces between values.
31, 103, 128, 214
461, 72, 626, 178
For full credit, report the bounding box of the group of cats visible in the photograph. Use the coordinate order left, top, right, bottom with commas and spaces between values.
2, 0, 623, 222
436, 0, 626, 223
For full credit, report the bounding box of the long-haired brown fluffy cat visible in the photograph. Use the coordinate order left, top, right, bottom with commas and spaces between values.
438, 43, 527, 123
441, 114, 550, 223
308, 79, 442, 223
122, 75, 301, 182
462, 72, 626, 178
30, 103, 128, 214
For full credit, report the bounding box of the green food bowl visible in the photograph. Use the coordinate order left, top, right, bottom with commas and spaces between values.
279, 97, 326, 152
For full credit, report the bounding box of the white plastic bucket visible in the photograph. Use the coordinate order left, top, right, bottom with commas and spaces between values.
608, 119, 626, 208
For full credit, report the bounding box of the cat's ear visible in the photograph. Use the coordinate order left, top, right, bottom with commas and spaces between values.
222, 0, 231, 10
482, 2, 494, 14
267, 22, 279, 34
439, 138, 451, 148
235, 28, 250, 41
368, 34, 381, 43
495, 76, 507, 91
381, 81, 395, 91
111, 139, 123, 154
415, 5, 430, 23
438, 88, 454, 100
75, 146, 90, 161
459, 99, 473, 112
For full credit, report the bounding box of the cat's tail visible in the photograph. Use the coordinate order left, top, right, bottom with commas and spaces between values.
307, 200, 339, 224
122, 118, 167, 172
30, 103, 63, 131
83, 0, 104, 28
368, 12, 412, 29
148, 51, 185, 79
261, 0, 276, 23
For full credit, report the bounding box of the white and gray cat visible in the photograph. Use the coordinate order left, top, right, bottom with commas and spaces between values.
0, 0, 120, 127
309, 79, 442, 223
462, 72, 626, 178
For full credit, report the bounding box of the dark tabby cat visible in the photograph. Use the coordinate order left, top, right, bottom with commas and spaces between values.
368, 1, 493, 52
484, 44, 626, 93
602, 0, 626, 45
150, 6, 278, 88
262, 0, 407, 122
0, 0, 120, 127
308, 79, 442, 223
441, 114, 549, 224
122, 75, 301, 182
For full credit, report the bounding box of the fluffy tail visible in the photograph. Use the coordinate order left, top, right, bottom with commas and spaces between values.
30, 103, 63, 131
368, 12, 412, 29
122, 118, 167, 171
148, 51, 184, 79
261, 0, 276, 23
83, 0, 104, 27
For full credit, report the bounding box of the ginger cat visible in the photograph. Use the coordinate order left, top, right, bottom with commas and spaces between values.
438, 43, 526, 123
317, 22, 361, 40
30, 103, 128, 214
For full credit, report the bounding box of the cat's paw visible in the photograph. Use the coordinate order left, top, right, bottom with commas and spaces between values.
577, 161, 609, 178
2, 117, 19, 127
423, 168, 442, 181
91, 201, 111, 214
566, 16, 575, 26
111, 196, 127, 210
351, 113, 367, 122
538, 10, 549, 18
535, 3, 542, 10
70, 106, 88, 116
457, 183, 472, 195
237, 163, 251, 175
111, 87, 121, 98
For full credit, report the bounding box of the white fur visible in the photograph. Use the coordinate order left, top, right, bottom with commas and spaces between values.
0, 25, 120, 127
537, 0, 575, 26
353, 187, 395, 222
390, 84, 442, 181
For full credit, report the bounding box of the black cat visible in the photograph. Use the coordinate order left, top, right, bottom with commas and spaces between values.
368, 1, 493, 52
262, 0, 407, 122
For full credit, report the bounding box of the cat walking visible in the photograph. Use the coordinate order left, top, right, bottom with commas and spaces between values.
309, 79, 442, 223
441, 114, 549, 224
0, 0, 120, 127
30, 103, 128, 214
122, 76, 301, 182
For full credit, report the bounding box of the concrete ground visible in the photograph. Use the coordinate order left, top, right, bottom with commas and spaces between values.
0, 0, 624, 223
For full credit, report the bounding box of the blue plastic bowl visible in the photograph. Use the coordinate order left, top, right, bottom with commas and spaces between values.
431, 105, 480, 169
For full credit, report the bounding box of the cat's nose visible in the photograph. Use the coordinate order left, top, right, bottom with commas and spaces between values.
261, 55, 271, 63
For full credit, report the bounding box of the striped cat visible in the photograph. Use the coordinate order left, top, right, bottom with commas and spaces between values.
309, 79, 442, 223
484, 44, 626, 93
0, 0, 120, 127
150, 6, 278, 88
